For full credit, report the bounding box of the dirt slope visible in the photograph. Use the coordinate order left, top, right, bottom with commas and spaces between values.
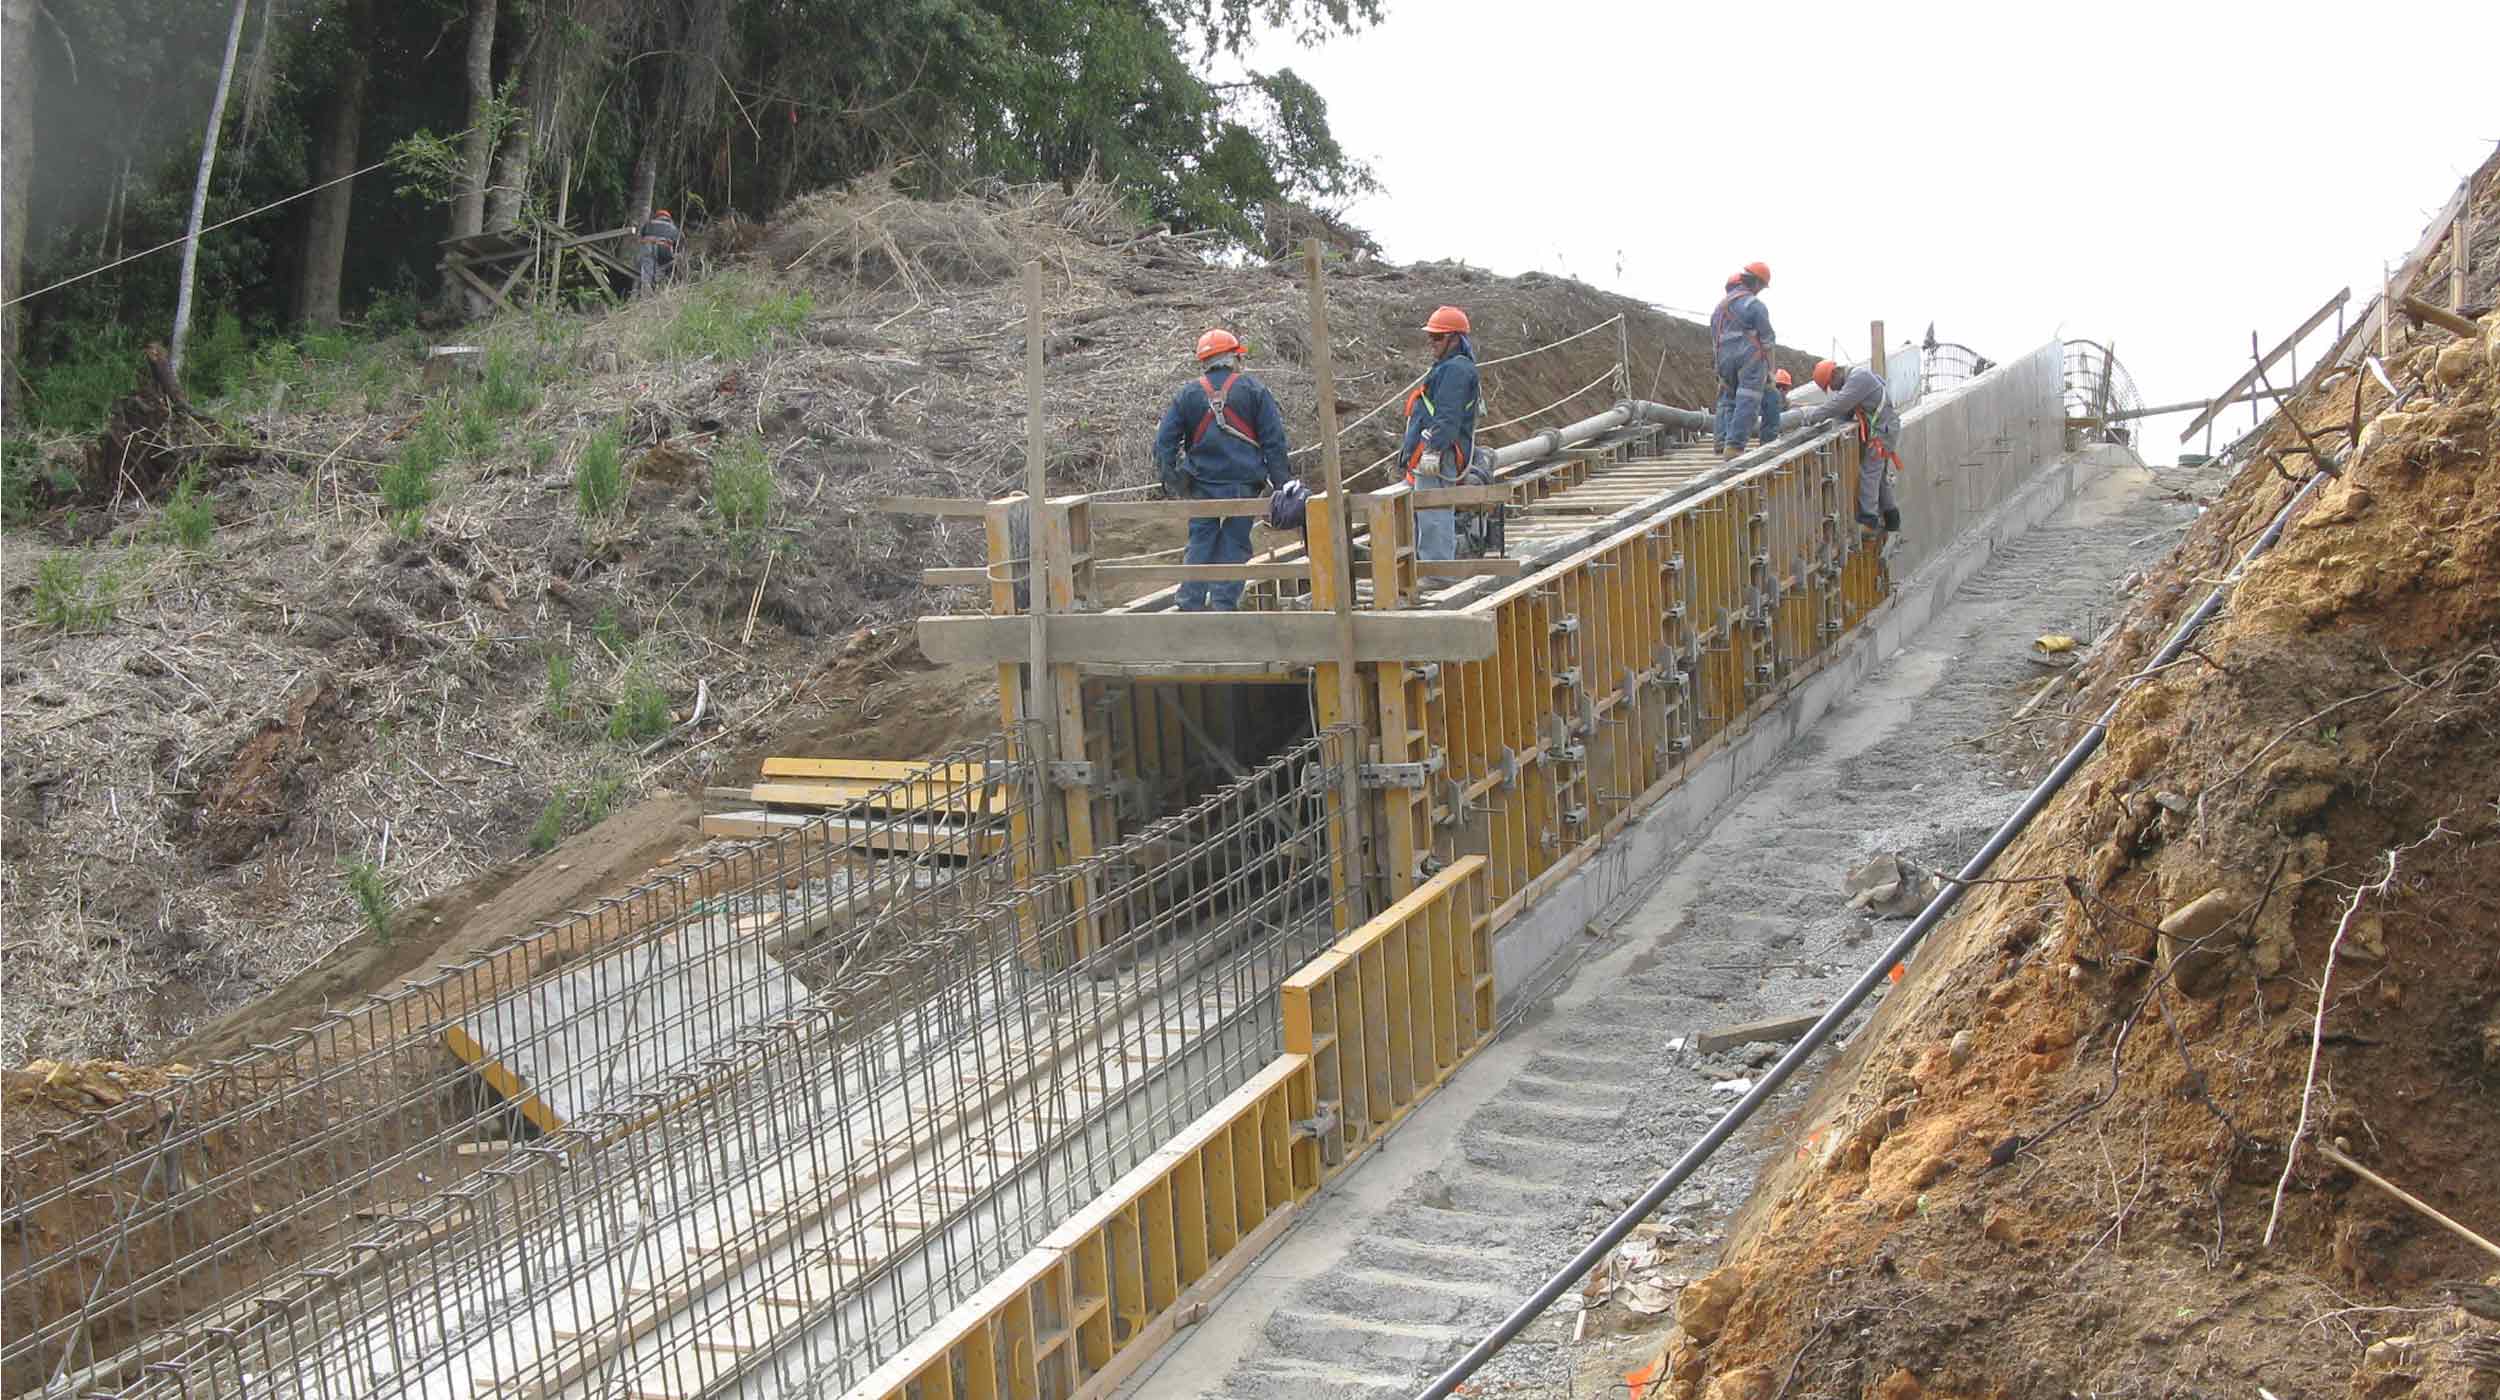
0, 175, 1792, 1068
1636, 176, 2500, 1400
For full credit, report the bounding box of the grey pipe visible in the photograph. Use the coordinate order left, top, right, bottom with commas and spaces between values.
1413, 461, 2337, 1400
1485, 400, 1711, 470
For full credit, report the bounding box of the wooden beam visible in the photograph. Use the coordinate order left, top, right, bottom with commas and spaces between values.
869, 494, 994, 517
916, 612, 1498, 666
2319, 173, 2478, 375
2399, 293, 2480, 339
1408, 485, 1515, 507
2177, 288, 2349, 442
1308, 238, 1371, 926
2106, 387, 2291, 422
1082, 496, 1293, 521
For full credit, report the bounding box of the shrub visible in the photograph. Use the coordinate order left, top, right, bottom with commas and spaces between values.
527, 792, 567, 853
456, 398, 498, 461
381, 404, 451, 536
161, 468, 217, 552
341, 859, 394, 945
29, 554, 121, 631
575, 422, 625, 518
478, 344, 540, 417
2, 437, 78, 525
607, 663, 671, 744
578, 770, 629, 826
710, 436, 775, 553
526, 435, 557, 470
24, 324, 139, 434
543, 648, 577, 723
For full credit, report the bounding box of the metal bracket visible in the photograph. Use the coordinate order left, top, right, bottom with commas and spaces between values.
1046, 760, 1097, 789
1294, 1102, 1343, 1142
1359, 751, 1445, 789
1550, 614, 1581, 636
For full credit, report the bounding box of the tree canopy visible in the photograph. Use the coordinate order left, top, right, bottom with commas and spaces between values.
2, 0, 1383, 422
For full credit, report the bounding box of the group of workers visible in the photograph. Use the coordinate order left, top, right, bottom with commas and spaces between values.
1709, 261, 1902, 537
1148, 263, 1905, 612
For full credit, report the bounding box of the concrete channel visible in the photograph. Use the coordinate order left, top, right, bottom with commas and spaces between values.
1122, 443, 2196, 1398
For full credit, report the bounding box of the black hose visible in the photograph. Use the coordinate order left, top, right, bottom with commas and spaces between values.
1413, 465, 2332, 1400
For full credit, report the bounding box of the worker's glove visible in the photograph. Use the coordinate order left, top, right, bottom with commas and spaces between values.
1418, 450, 1445, 482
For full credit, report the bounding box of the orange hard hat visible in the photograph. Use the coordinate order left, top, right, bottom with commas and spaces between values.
655, 208, 672, 219
1773, 369, 1793, 389
1196, 328, 1244, 361
1743, 260, 1771, 286
1812, 360, 1840, 391
1423, 305, 1471, 335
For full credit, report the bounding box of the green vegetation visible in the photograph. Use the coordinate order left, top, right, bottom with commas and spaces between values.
709, 436, 776, 557
2, 438, 81, 526
592, 604, 628, 654
660, 280, 813, 362
607, 661, 673, 745
381, 403, 452, 537
160, 468, 217, 552
342, 859, 394, 946
525, 770, 633, 854
576, 422, 626, 519
29, 553, 124, 631
479, 345, 542, 417
527, 793, 567, 853
544, 648, 578, 724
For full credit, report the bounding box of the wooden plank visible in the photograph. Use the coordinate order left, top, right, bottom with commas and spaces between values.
2178, 288, 2350, 442
1082, 496, 1299, 521
915, 611, 1498, 666
868, 494, 994, 517
698, 811, 1006, 856
1692, 1011, 1821, 1055
759, 757, 981, 782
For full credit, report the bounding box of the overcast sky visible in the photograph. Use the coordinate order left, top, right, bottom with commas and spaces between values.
1242, 0, 2498, 461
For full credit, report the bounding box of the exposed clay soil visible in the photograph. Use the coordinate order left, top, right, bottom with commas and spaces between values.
1627, 168, 2500, 1400
1, 175, 1783, 1074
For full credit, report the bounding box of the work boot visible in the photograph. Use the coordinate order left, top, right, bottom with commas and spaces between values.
1720, 443, 1741, 460
1855, 511, 1883, 549
1882, 507, 1902, 533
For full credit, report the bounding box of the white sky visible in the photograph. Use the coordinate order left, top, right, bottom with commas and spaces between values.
1242, 0, 2499, 461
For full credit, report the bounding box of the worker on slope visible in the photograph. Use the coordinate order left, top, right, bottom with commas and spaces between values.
1762, 368, 1793, 440
1152, 329, 1294, 612
1788, 359, 1903, 542
637, 208, 683, 295
1710, 262, 1775, 457
1403, 305, 1483, 561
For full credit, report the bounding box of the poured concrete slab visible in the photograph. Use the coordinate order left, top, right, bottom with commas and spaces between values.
444, 918, 810, 1134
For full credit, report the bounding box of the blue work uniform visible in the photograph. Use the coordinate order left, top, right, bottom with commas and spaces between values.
1710, 281, 1775, 450
1792, 366, 1901, 524
1400, 335, 1481, 561
1760, 385, 1788, 440
1152, 363, 1293, 611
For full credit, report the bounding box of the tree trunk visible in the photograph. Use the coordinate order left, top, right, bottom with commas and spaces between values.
485, 113, 530, 231
293, 0, 368, 328
445, 0, 498, 314
2, 0, 36, 409
170, 0, 250, 382
628, 143, 656, 227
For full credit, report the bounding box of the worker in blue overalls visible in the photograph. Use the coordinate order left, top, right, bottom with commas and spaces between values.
1151, 329, 1294, 611
1710, 261, 1774, 458
1403, 305, 1482, 561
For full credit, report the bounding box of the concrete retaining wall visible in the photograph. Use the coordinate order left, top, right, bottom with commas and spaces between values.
1489, 345, 2116, 1004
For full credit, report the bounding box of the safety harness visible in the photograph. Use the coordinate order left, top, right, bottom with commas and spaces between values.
1402, 377, 1481, 485
1852, 384, 1903, 472
1711, 289, 1770, 366
1189, 372, 1262, 450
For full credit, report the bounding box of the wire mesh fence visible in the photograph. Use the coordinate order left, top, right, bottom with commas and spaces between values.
11, 728, 1352, 1399
1, 734, 1037, 1398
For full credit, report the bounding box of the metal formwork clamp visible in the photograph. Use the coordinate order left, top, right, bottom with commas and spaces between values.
1046, 760, 1099, 790
1562, 805, 1588, 827
1497, 745, 1523, 788
1663, 552, 1685, 574
1550, 614, 1581, 637
1359, 750, 1445, 790
1440, 778, 1473, 828
1555, 666, 1581, 692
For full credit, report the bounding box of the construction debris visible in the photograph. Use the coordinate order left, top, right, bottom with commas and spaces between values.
1842, 853, 1937, 917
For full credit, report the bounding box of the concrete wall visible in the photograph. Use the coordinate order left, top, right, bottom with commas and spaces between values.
1886, 339, 2069, 577
1489, 345, 2104, 1004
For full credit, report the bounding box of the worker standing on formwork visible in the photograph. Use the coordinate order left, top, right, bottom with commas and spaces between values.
1152, 330, 1294, 612
1790, 359, 1903, 543
1762, 368, 1793, 440
1710, 262, 1775, 457
637, 208, 683, 295
1403, 305, 1483, 561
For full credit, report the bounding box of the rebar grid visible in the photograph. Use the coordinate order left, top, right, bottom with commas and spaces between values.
56, 730, 1350, 1400
2, 736, 1039, 1398
2062, 338, 2146, 434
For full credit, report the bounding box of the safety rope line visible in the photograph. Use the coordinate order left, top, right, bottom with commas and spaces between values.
1, 141, 470, 311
